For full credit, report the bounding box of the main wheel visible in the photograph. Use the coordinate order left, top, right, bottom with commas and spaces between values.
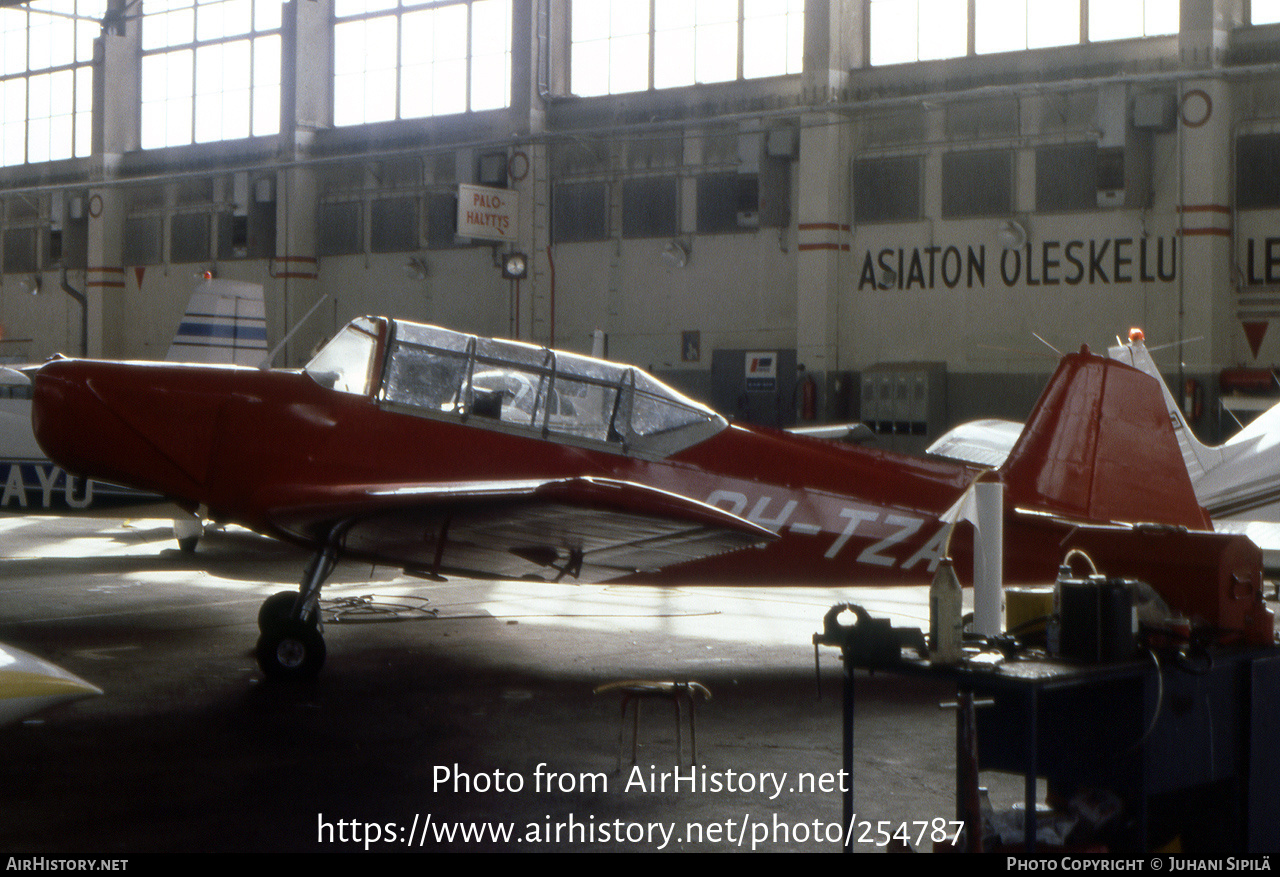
256, 619, 326, 680
259, 591, 299, 632
258, 591, 319, 633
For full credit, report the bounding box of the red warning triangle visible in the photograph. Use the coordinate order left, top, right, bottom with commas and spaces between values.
1243, 321, 1268, 359
134, 266, 145, 288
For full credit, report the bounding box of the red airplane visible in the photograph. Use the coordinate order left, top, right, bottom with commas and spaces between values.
29, 316, 1271, 679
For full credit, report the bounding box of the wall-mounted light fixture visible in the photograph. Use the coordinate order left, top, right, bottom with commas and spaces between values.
997, 219, 1027, 251
660, 238, 691, 269
404, 257, 429, 281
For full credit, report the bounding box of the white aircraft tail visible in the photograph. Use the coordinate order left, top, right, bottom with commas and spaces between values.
166, 279, 268, 365
1106, 329, 1223, 481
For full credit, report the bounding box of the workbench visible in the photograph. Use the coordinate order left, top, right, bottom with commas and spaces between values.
829, 642, 1280, 853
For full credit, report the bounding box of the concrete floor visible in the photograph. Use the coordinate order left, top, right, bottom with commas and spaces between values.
0, 510, 1011, 853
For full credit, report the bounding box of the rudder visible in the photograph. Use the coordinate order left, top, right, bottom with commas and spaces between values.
998, 346, 1210, 530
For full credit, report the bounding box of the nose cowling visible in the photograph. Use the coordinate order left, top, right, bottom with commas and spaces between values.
32, 358, 218, 503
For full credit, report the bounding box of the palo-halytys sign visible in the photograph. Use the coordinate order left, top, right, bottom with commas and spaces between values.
457, 183, 518, 242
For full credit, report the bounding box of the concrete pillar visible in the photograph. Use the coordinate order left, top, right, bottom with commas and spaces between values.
795, 117, 847, 380
83, 19, 140, 357
794, 0, 854, 410
272, 0, 331, 364
1175, 77, 1234, 371
274, 164, 322, 365
1180, 0, 1243, 70
511, 0, 547, 343
804, 0, 858, 99
83, 188, 126, 358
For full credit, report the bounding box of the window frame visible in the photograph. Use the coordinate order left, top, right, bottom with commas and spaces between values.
569, 0, 805, 98
0, 0, 101, 167
139, 0, 283, 150
331, 0, 512, 127
868, 0, 1180, 67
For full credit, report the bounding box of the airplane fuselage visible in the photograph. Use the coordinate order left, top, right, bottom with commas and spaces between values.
33, 357, 981, 584
30, 351, 1213, 591
32, 318, 1273, 676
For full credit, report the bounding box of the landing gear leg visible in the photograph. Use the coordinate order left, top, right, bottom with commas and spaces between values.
173, 513, 203, 553
256, 540, 340, 680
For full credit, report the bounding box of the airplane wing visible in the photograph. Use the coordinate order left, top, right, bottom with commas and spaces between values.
263, 476, 778, 583
1213, 520, 1280, 572
0, 366, 31, 386
925, 418, 1022, 467
785, 422, 876, 442
0, 641, 101, 727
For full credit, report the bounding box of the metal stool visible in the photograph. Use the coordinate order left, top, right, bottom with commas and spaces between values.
594, 679, 711, 768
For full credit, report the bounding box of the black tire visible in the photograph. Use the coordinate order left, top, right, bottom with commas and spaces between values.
177, 536, 199, 554
256, 620, 326, 680
258, 591, 303, 633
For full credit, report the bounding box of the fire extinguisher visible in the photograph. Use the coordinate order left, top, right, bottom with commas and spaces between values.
1183, 378, 1202, 422
801, 374, 817, 421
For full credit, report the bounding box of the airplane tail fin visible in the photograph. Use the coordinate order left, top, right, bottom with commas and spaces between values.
166, 279, 268, 365
998, 345, 1210, 530
1106, 330, 1221, 481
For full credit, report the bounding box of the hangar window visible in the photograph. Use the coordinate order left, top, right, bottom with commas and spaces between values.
426, 192, 462, 247
571, 0, 650, 96
1088, 0, 1177, 42
696, 174, 758, 234
872, 0, 1177, 65
622, 178, 679, 239
1255, 1, 1280, 23
0, 0, 100, 166
371, 197, 420, 253
1237, 134, 1280, 210
2, 227, 36, 273
869, 0, 967, 66
552, 182, 609, 243
943, 150, 1012, 218
333, 0, 511, 126
975, 0, 1080, 54
571, 0, 804, 97
1036, 143, 1098, 213
122, 216, 164, 265
317, 201, 363, 255
170, 213, 212, 263
852, 156, 921, 223
140, 0, 282, 149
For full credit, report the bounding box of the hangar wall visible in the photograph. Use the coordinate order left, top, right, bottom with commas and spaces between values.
0, 0, 1277, 440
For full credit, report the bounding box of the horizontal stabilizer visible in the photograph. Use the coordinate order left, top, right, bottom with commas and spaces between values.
785, 423, 875, 443
926, 419, 1021, 467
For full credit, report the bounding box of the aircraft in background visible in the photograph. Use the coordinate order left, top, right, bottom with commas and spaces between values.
0, 365, 153, 512
928, 330, 1280, 537
30, 318, 1271, 679
0, 279, 266, 529
0, 640, 101, 727
164, 277, 268, 365
1107, 329, 1280, 522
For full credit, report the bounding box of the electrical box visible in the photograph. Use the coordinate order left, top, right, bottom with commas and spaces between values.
710, 348, 798, 428
1095, 84, 1152, 209
860, 362, 947, 453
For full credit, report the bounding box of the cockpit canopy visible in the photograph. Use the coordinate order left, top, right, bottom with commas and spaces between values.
305, 317, 726, 458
